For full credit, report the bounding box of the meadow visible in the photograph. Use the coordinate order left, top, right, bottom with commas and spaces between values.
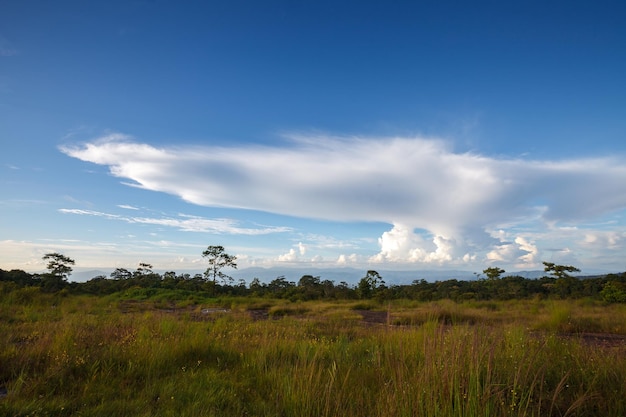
1, 287, 625, 416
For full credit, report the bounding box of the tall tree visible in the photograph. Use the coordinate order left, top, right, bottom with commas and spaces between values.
41, 252, 75, 292
357, 270, 385, 299
543, 262, 580, 279
543, 262, 582, 298
483, 267, 505, 281
297, 275, 323, 300
43, 252, 75, 280
202, 245, 237, 283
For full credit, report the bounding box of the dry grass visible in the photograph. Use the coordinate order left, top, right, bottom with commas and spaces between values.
1, 293, 625, 416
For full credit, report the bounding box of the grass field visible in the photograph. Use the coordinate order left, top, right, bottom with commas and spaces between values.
1, 288, 625, 416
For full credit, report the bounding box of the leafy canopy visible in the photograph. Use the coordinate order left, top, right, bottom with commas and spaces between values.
202, 245, 238, 283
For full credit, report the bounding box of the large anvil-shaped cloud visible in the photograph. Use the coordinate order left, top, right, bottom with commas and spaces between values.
61, 133, 626, 263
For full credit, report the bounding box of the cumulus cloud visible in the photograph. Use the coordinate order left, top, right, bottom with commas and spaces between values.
582, 231, 625, 250
486, 236, 539, 267
277, 248, 298, 262
337, 253, 359, 265
276, 242, 323, 264
60, 133, 626, 268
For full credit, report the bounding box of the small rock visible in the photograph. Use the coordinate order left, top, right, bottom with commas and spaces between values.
201, 308, 230, 314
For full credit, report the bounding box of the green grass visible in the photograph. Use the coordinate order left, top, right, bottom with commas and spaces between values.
1, 293, 625, 416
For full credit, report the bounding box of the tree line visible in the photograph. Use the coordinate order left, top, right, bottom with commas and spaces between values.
1, 247, 626, 303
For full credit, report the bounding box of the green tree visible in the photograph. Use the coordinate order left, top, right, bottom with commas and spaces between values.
600, 281, 626, 303
483, 267, 505, 280
132, 263, 162, 287
249, 277, 265, 295
297, 275, 322, 300
41, 252, 75, 292
268, 276, 296, 297
133, 262, 154, 277
110, 268, 132, 280
543, 262, 582, 298
357, 270, 385, 299
202, 245, 238, 283
543, 262, 580, 279
0, 269, 38, 286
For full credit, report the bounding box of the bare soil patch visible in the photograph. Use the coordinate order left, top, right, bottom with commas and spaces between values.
355, 309, 390, 326
247, 308, 270, 321
563, 332, 626, 349
116, 302, 626, 350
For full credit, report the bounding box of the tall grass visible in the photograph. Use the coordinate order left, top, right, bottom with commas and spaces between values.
1, 294, 625, 416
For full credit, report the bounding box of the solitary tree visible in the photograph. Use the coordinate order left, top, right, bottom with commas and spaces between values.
544, 261, 582, 298
357, 270, 385, 299
543, 262, 580, 279
133, 262, 154, 277
43, 252, 75, 280
483, 267, 505, 281
202, 245, 237, 283
132, 262, 161, 287
41, 252, 75, 292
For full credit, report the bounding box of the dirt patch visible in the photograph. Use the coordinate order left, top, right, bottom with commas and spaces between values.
118, 301, 229, 321
113, 302, 626, 349
118, 300, 152, 313
248, 308, 270, 321
564, 332, 626, 349
355, 310, 390, 326
246, 308, 390, 325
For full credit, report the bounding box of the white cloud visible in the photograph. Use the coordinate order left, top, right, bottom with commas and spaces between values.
337, 253, 359, 265
311, 255, 324, 263
486, 236, 539, 268
370, 223, 473, 265
277, 248, 298, 262
60, 133, 626, 269
277, 242, 308, 262
59, 208, 292, 235
0, 239, 210, 273
515, 237, 539, 265
582, 231, 625, 250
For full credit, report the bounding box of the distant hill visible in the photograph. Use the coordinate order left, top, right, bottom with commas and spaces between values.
70, 269, 110, 282
505, 270, 547, 279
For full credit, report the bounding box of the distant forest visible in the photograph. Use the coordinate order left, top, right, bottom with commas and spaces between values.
2, 253, 626, 303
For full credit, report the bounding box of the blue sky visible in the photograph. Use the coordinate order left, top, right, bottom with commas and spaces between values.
2, 0, 626, 278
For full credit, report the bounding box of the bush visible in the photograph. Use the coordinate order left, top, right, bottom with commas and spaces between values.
601, 282, 626, 303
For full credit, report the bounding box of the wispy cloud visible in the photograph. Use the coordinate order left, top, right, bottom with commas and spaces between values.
60, 133, 626, 269
0, 238, 211, 272
58, 208, 292, 235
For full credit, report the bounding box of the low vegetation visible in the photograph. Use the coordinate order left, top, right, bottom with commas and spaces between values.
2, 251, 626, 415
1, 286, 625, 416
